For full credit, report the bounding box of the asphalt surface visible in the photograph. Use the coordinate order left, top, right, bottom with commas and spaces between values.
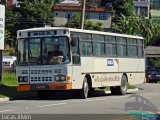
0, 83, 160, 120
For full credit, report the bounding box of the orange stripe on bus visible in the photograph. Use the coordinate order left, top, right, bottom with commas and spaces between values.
49, 83, 72, 90
17, 85, 31, 91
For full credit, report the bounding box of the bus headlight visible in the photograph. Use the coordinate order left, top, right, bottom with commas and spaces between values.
18, 76, 28, 82
61, 76, 66, 81
55, 76, 60, 81
19, 77, 23, 82
24, 77, 28, 82
55, 75, 66, 81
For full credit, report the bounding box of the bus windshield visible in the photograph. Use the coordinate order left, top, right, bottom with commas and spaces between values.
17, 36, 70, 66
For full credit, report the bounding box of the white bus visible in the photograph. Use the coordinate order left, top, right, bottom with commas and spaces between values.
16, 27, 145, 99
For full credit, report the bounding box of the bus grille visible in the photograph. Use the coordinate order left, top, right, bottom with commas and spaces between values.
30, 69, 53, 83
30, 77, 52, 82
30, 70, 52, 74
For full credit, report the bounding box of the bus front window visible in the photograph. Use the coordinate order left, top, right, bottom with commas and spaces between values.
42, 36, 70, 65
17, 36, 70, 66
29, 38, 41, 65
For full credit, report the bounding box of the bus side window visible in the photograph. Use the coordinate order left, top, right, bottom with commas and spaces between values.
71, 37, 80, 64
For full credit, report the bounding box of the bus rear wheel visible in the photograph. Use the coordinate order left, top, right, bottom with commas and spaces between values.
79, 77, 89, 99
110, 75, 128, 95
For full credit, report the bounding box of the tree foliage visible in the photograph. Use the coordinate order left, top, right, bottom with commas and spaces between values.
111, 14, 160, 46
15, 0, 54, 28
5, 0, 55, 47
65, 14, 103, 31
5, 7, 16, 47
112, 0, 134, 21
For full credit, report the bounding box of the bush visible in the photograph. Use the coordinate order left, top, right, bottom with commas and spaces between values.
1, 72, 17, 87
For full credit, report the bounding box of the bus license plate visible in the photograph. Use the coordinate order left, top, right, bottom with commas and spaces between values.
32, 84, 49, 90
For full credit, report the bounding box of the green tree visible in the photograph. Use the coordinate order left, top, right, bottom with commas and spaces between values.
5, 7, 16, 47
5, 0, 55, 48
112, 0, 134, 21
15, 0, 54, 28
65, 14, 81, 28
111, 14, 160, 46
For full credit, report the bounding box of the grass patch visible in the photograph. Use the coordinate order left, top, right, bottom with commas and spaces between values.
127, 84, 137, 89
1, 72, 18, 87
0, 72, 35, 98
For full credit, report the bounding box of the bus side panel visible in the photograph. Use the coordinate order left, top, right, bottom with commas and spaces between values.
118, 58, 145, 85
127, 73, 145, 85
92, 58, 121, 87
72, 57, 101, 89
71, 66, 84, 89
71, 57, 122, 89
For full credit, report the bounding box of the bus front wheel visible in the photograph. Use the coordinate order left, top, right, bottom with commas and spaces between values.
110, 75, 128, 95
79, 77, 89, 99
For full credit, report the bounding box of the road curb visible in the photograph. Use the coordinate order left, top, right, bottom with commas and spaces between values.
105, 88, 139, 94
0, 97, 10, 102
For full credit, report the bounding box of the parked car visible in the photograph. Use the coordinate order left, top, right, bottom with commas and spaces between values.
2, 56, 17, 70
146, 68, 160, 83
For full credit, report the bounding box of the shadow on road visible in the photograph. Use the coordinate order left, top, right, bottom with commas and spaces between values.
9, 90, 136, 101
0, 84, 137, 101
11, 91, 111, 101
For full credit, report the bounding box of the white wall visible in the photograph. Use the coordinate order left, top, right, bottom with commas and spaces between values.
0, 4, 5, 50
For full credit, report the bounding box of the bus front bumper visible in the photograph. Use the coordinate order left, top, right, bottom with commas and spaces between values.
17, 83, 72, 92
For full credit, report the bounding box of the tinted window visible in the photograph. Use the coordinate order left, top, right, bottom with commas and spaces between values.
93, 43, 105, 56
81, 42, 92, 56
79, 33, 92, 41
117, 37, 127, 57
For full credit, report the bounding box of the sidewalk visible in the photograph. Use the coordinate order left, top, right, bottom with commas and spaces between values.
0, 97, 10, 102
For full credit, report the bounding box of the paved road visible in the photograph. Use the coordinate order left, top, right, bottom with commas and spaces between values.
0, 83, 160, 119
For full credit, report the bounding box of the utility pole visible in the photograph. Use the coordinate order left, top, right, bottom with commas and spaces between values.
80, 0, 86, 29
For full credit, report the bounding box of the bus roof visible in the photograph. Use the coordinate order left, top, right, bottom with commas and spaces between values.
17, 27, 144, 40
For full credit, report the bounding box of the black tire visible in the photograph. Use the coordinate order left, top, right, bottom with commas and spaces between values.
79, 77, 89, 99
119, 75, 128, 95
110, 75, 128, 95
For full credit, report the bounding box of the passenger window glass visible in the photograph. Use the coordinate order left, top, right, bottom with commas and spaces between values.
117, 37, 127, 44
106, 44, 117, 57
117, 45, 127, 57
105, 36, 116, 43
93, 43, 105, 56
81, 42, 92, 56
117, 37, 127, 57
92, 34, 104, 42
128, 46, 138, 57
71, 37, 80, 64
138, 46, 143, 57
138, 39, 143, 46
79, 33, 92, 41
